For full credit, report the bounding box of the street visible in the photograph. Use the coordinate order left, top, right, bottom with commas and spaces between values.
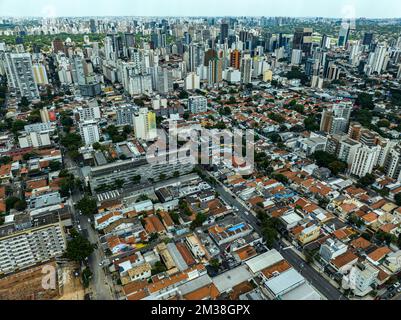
66, 150, 114, 300
202, 168, 347, 301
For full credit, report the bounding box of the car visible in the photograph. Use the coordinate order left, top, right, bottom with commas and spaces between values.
397, 287, 401, 293
99, 262, 103, 267
88, 218, 91, 223
394, 282, 400, 288
77, 225, 82, 231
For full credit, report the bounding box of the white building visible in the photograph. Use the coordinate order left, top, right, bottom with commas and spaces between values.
3, 52, 40, 101
18, 131, 51, 148
32, 63, 49, 85
133, 108, 157, 141
188, 96, 208, 114
291, 49, 302, 65
79, 120, 101, 146
0, 223, 66, 275
185, 72, 200, 90
350, 145, 381, 178
74, 102, 101, 122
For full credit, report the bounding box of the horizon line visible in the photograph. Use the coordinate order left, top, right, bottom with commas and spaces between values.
2, 15, 401, 19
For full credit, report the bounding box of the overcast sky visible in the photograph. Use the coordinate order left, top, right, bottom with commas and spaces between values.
0, 0, 400, 18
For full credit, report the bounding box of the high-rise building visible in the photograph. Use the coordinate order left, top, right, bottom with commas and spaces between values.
39, 108, 50, 125
220, 23, 229, 44
320, 103, 352, 135
348, 122, 362, 141
208, 57, 223, 85
90, 19, 97, 33
384, 145, 401, 182
116, 104, 138, 126
291, 49, 302, 65
185, 72, 200, 90
240, 54, 252, 84
350, 145, 381, 177
338, 23, 350, 47
0, 223, 66, 275
32, 63, 48, 85
134, 108, 157, 141
71, 55, 86, 85
365, 44, 389, 75
52, 38, 65, 54
321, 34, 331, 50
230, 49, 241, 70
3, 52, 40, 101
293, 28, 313, 56
74, 101, 101, 122
188, 96, 208, 114
79, 120, 101, 146
362, 32, 374, 46
156, 67, 173, 94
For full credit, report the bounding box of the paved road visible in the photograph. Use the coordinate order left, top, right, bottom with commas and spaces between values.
201, 168, 347, 301
66, 152, 114, 300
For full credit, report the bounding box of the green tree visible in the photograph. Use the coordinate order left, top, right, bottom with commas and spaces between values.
357, 174, 376, 188
14, 200, 27, 212
76, 196, 98, 216
190, 213, 207, 230
65, 229, 95, 262
395, 193, 401, 206
6, 196, 19, 211
356, 93, 374, 110
49, 160, 62, 172
81, 268, 93, 288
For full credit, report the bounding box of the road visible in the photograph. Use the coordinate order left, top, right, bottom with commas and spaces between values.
201, 168, 347, 301
65, 150, 114, 300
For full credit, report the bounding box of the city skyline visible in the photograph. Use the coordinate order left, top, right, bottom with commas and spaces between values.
1, 0, 401, 18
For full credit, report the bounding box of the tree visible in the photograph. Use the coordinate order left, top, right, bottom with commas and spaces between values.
14, 200, 27, 212
11, 120, 27, 134
170, 212, 180, 224
183, 112, 190, 120
262, 226, 278, 248
151, 261, 167, 275
81, 268, 93, 288
61, 133, 83, 151
377, 119, 390, 128
328, 161, 347, 175
272, 173, 289, 184
178, 90, 189, 99
49, 160, 62, 172
357, 174, 376, 188
304, 115, 320, 131
395, 193, 401, 206
19, 96, 30, 108
131, 175, 141, 184
0, 156, 12, 165
294, 104, 305, 114
190, 213, 207, 230
159, 173, 167, 181
173, 171, 180, 178
76, 196, 98, 216
209, 258, 220, 270
356, 93, 374, 110
65, 229, 94, 262
269, 133, 282, 143
6, 196, 19, 211
114, 179, 125, 189
123, 125, 132, 135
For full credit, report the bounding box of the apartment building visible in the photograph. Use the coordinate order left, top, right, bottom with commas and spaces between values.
0, 223, 66, 275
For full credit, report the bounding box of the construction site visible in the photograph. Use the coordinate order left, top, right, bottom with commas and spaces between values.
0, 260, 85, 300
